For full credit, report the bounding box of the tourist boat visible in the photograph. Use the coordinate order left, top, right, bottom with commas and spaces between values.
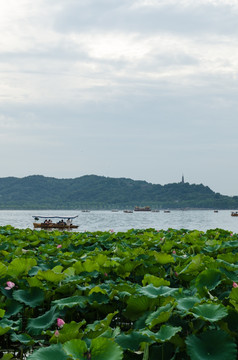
32, 215, 79, 229
231, 212, 238, 217
134, 206, 151, 211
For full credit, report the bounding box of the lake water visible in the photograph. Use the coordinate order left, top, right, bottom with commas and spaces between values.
0, 209, 238, 233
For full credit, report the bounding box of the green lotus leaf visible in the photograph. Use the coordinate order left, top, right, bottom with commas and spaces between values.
179, 254, 205, 275
195, 269, 222, 291
191, 303, 228, 322
142, 274, 170, 287
94, 254, 108, 266
0, 309, 5, 318
229, 287, 238, 303
89, 285, 107, 295
143, 325, 182, 342
0, 325, 11, 335
0, 262, 7, 278
52, 295, 87, 309
153, 252, 175, 264
176, 296, 201, 312
0, 354, 14, 360
37, 269, 65, 282
10, 332, 35, 345
62, 339, 88, 359
52, 265, 64, 273
27, 306, 60, 335
12, 287, 44, 308
115, 331, 152, 351
63, 266, 75, 277
91, 337, 123, 360
50, 320, 86, 343
85, 311, 118, 338
63, 337, 123, 360
27, 276, 44, 289
219, 268, 238, 281
0, 319, 20, 335
186, 330, 237, 360
139, 285, 179, 299
124, 295, 152, 321
28, 344, 68, 360
7, 258, 37, 278
83, 259, 100, 273
4, 300, 23, 318
146, 303, 173, 328
88, 292, 109, 305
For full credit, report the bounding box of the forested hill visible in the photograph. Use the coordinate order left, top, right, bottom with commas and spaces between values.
0, 175, 237, 210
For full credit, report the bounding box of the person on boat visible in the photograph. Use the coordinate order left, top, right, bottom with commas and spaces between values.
66, 218, 72, 227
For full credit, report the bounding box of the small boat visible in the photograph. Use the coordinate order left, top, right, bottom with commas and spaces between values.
231, 212, 238, 217
214, 210, 218, 213
152, 210, 160, 212
123, 210, 133, 213
164, 210, 171, 213
82, 210, 90, 212
134, 206, 151, 212
32, 215, 79, 229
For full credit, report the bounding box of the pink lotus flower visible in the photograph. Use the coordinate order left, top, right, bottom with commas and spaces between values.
233, 282, 238, 288
57, 244, 62, 248
57, 318, 65, 328
5, 281, 15, 290
172, 250, 176, 254
110, 229, 114, 233
54, 330, 59, 337
104, 272, 108, 277
174, 272, 178, 277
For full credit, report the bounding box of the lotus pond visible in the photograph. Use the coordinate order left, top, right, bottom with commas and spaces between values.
0, 226, 238, 359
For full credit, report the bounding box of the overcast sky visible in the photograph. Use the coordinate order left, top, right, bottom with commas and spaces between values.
1, 0, 238, 195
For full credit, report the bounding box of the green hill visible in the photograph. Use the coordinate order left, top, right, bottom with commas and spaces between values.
0, 175, 237, 209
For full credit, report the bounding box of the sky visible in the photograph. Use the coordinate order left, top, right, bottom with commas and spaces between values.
1, 0, 238, 196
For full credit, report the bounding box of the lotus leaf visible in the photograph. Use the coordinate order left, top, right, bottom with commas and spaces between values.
153, 252, 175, 264
191, 303, 228, 322
195, 269, 222, 292
28, 344, 68, 360
50, 320, 86, 343
7, 258, 37, 278
142, 325, 182, 342
176, 296, 201, 312
116, 331, 152, 351
37, 269, 65, 282
10, 332, 35, 345
142, 274, 170, 287
0, 262, 7, 278
139, 284, 179, 298
146, 303, 173, 328
27, 306, 60, 335
186, 330, 237, 360
12, 287, 44, 308
52, 295, 87, 309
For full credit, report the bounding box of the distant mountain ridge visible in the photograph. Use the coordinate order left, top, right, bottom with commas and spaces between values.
0, 174, 237, 210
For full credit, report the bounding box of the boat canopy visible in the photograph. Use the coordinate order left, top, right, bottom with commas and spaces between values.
33, 215, 78, 220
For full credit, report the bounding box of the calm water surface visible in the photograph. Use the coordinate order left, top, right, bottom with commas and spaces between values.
0, 210, 238, 233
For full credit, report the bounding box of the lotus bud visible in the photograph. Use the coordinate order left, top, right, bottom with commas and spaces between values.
57, 318, 65, 328
233, 282, 238, 288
